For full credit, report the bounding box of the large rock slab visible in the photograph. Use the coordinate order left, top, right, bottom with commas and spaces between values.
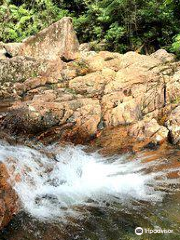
3, 17, 79, 61
0, 17, 80, 99
3, 96, 101, 141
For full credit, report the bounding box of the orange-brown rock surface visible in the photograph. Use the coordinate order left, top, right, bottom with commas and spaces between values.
1, 17, 180, 147
2, 17, 79, 61
0, 17, 79, 95
0, 162, 19, 230
2, 18, 180, 230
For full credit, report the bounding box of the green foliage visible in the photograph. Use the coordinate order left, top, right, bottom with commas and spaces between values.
0, 0, 68, 42
1, 0, 180, 54
72, 0, 180, 54
172, 35, 180, 53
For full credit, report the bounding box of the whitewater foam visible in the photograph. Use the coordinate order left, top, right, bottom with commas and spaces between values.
0, 141, 178, 221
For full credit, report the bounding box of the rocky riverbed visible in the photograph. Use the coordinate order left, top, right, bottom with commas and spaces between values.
0, 17, 180, 238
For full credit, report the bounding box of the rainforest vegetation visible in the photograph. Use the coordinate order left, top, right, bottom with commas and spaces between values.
0, 0, 180, 54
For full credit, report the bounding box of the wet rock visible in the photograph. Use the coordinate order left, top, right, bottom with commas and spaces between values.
3, 101, 73, 133
143, 141, 160, 150
0, 162, 19, 230
3, 97, 101, 142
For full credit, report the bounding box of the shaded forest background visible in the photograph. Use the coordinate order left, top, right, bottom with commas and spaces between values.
0, 0, 180, 54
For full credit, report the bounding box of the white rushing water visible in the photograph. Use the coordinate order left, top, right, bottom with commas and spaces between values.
0, 141, 177, 221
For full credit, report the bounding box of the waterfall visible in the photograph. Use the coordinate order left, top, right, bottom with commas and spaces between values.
0, 141, 178, 222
